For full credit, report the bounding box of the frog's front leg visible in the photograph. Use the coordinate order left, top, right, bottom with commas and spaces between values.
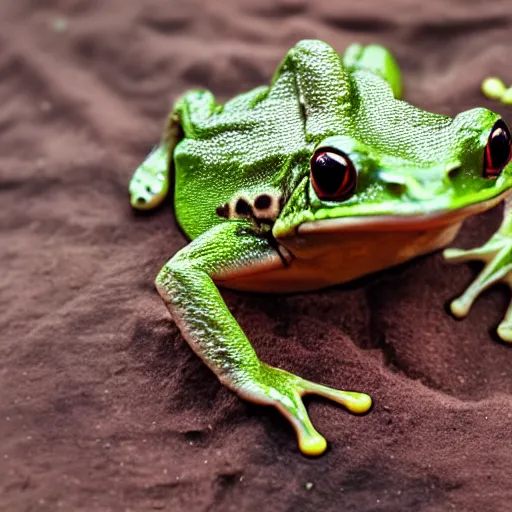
444, 197, 512, 341
155, 220, 372, 455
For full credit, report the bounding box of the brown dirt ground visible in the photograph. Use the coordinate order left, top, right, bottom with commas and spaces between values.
1, 1, 512, 511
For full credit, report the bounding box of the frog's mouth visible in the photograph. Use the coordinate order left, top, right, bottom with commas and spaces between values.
296, 189, 511, 235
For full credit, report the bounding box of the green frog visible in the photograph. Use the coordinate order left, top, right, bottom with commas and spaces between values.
129, 40, 512, 456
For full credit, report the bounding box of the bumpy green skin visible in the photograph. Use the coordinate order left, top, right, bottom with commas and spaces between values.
129, 40, 512, 455
342, 43, 403, 99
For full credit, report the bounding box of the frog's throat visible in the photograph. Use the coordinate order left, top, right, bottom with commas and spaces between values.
295, 189, 511, 236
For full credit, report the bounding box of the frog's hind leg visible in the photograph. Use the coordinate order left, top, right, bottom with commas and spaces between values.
155, 220, 372, 455
342, 43, 403, 99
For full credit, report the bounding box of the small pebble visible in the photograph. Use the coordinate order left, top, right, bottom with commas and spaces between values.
305, 482, 313, 490
481, 77, 506, 100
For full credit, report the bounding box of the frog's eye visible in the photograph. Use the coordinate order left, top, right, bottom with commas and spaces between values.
310, 149, 357, 201
483, 119, 512, 178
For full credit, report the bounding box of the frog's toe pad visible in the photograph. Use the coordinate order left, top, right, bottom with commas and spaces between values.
298, 433, 327, 457
445, 236, 512, 339
239, 366, 371, 456
450, 297, 472, 319
339, 390, 373, 414
443, 246, 494, 264
129, 145, 170, 211
129, 173, 167, 210
443, 247, 466, 261
497, 321, 512, 342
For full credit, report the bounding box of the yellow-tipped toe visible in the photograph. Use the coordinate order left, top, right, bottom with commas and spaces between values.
497, 323, 512, 342
129, 184, 167, 211
443, 248, 463, 261
298, 433, 327, 456
342, 392, 373, 414
481, 77, 507, 100
450, 298, 470, 318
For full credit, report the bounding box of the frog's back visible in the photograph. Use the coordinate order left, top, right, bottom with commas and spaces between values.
172, 74, 307, 240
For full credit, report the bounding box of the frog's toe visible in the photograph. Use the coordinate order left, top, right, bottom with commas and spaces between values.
239, 365, 371, 456
283, 383, 371, 456
129, 144, 170, 211
129, 173, 167, 210
300, 380, 373, 414
448, 271, 490, 318
130, 194, 148, 208
298, 431, 328, 457
495, 298, 512, 342
449, 261, 510, 318
443, 245, 498, 264
445, 235, 512, 339
450, 295, 474, 318
273, 390, 329, 456
497, 321, 512, 342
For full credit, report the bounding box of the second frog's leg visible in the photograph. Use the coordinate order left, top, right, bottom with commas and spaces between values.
444, 197, 512, 341
342, 43, 403, 99
155, 220, 372, 456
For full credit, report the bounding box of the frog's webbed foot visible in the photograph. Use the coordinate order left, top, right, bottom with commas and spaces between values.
157, 220, 372, 456
237, 364, 372, 456
444, 233, 512, 341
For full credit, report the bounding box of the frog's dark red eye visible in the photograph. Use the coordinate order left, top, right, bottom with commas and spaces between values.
310, 149, 357, 201
484, 119, 512, 178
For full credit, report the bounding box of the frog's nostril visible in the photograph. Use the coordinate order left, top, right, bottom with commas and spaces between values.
448, 168, 462, 180
387, 182, 406, 196
379, 171, 407, 196
445, 161, 462, 180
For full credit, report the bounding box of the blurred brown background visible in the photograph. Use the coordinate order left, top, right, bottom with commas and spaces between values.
1, 1, 512, 511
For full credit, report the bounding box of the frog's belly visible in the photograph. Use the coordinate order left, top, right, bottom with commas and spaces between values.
219, 222, 462, 293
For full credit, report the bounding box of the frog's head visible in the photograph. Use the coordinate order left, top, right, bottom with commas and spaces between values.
274, 106, 512, 238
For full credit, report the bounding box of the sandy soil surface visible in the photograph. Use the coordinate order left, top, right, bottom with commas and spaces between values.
1, 1, 512, 510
